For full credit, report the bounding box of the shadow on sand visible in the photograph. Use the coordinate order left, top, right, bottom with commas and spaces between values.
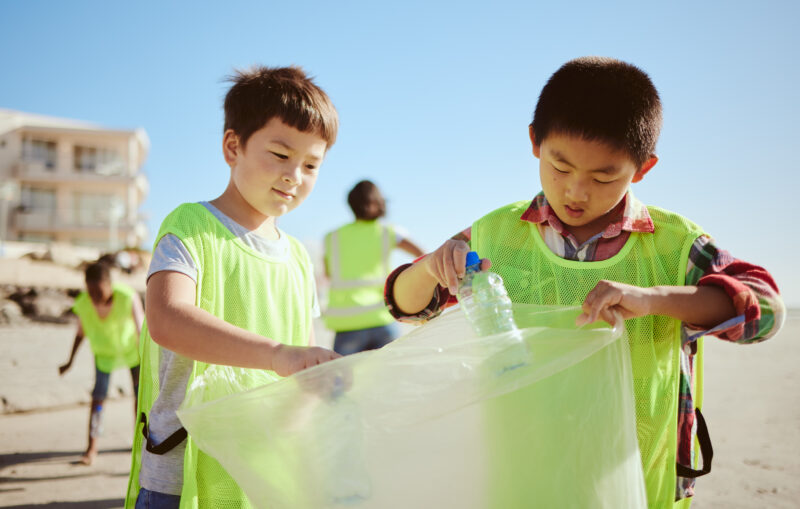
0, 448, 130, 470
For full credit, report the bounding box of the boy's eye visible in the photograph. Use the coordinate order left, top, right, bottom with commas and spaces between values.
552, 165, 568, 174
270, 151, 289, 160
305, 164, 319, 172
594, 179, 614, 185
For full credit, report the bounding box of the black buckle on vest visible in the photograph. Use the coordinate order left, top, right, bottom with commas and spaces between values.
139, 412, 187, 455
676, 408, 713, 478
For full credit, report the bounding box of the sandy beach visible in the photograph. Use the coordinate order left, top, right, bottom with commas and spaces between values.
1, 301, 797, 508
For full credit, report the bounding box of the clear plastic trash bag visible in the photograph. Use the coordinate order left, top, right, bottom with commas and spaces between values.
177, 304, 648, 509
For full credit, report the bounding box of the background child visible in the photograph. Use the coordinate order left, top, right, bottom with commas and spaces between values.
323, 179, 424, 354
59, 261, 143, 465
127, 66, 341, 508
386, 57, 785, 508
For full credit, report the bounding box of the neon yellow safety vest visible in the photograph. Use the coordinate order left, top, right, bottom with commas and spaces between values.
471, 200, 706, 509
72, 283, 139, 373
125, 203, 315, 509
322, 220, 396, 331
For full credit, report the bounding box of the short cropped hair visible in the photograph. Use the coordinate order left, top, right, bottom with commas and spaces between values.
348, 180, 386, 220
223, 65, 339, 149
85, 261, 111, 284
531, 57, 662, 167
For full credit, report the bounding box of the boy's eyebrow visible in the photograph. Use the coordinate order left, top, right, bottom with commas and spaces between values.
269, 140, 293, 151
550, 149, 620, 174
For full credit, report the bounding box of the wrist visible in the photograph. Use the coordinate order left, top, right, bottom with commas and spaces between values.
644, 286, 667, 316
264, 341, 283, 372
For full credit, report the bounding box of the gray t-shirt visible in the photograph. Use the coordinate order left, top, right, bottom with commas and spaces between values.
139, 201, 320, 495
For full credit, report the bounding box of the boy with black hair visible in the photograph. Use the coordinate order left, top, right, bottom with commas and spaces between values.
127, 66, 341, 508
59, 261, 143, 465
323, 180, 423, 354
386, 56, 785, 508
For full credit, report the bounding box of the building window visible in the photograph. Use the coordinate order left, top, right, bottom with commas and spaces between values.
74, 145, 123, 175
73, 192, 121, 226
20, 186, 56, 213
21, 137, 57, 170
74, 145, 98, 172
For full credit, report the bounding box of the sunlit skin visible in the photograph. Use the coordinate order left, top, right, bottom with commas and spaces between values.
212, 117, 329, 240
531, 128, 657, 246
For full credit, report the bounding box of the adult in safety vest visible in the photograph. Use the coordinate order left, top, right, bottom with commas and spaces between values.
323, 180, 423, 355
59, 261, 144, 465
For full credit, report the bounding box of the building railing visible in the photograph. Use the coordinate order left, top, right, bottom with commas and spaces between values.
14, 207, 138, 232
12, 160, 133, 180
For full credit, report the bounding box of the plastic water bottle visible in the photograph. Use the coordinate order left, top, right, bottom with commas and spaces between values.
457, 251, 529, 373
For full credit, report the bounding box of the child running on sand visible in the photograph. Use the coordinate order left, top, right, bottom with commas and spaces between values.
59, 261, 143, 465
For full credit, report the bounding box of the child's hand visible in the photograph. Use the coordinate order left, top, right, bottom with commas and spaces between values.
576, 280, 654, 327
271, 344, 341, 377
423, 240, 491, 295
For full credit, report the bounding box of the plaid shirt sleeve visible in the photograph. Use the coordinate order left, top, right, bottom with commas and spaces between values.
384, 228, 469, 324
683, 234, 785, 343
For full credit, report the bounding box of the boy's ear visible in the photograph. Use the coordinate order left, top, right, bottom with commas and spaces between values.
222, 129, 241, 168
529, 125, 541, 158
632, 155, 658, 183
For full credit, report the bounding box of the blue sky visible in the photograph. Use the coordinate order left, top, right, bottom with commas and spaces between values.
2, 1, 798, 307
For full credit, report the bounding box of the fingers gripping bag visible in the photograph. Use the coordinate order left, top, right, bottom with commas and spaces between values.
177, 305, 648, 508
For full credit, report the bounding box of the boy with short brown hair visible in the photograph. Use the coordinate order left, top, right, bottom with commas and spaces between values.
127, 65, 341, 508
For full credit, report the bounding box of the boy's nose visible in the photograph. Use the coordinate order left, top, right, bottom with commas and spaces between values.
565, 180, 589, 202
282, 165, 302, 186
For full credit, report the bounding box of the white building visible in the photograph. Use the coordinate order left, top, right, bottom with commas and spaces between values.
0, 109, 149, 251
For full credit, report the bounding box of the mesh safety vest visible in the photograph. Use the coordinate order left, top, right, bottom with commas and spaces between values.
72, 283, 139, 373
125, 203, 315, 508
471, 201, 706, 509
322, 220, 396, 331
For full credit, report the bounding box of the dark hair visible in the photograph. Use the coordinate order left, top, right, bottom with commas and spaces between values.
223, 65, 339, 149
531, 56, 662, 167
85, 261, 111, 284
347, 180, 386, 220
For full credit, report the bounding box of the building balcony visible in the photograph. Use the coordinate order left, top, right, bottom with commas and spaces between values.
14, 208, 139, 234
12, 160, 137, 184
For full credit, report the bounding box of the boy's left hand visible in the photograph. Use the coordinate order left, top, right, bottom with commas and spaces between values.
576, 280, 654, 327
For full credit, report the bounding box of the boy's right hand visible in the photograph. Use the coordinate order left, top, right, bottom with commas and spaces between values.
271, 344, 341, 377
422, 239, 491, 295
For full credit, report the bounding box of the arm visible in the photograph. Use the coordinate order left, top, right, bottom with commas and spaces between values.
146, 271, 339, 376
576, 281, 736, 328
686, 236, 784, 343
391, 231, 489, 315
396, 238, 425, 258
59, 321, 85, 375
577, 236, 785, 340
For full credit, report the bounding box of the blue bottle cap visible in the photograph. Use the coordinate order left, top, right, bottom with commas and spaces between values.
465, 251, 481, 268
